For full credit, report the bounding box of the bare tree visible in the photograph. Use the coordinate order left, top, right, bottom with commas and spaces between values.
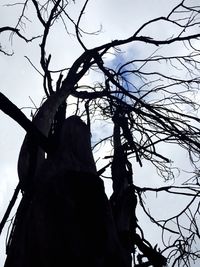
0, 1, 200, 266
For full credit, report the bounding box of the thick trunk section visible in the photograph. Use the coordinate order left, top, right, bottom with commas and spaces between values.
5, 116, 129, 267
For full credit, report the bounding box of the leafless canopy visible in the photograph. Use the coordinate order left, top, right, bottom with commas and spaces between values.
1, 1, 200, 266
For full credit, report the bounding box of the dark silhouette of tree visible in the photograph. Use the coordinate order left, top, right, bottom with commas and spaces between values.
0, 1, 200, 266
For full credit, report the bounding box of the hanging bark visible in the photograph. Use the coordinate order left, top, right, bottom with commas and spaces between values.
110, 113, 135, 265
110, 112, 167, 267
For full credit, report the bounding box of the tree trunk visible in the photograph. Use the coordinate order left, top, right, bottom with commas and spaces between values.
4, 116, 129, 267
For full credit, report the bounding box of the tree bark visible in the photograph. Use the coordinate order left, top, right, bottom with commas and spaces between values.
4, 116, 129, 267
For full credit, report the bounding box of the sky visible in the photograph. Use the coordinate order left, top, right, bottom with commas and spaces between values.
0, 0, 200, 266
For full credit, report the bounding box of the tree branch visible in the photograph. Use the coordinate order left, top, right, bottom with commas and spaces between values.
0, 183, 20, 236
0, 26, 40, 42
0, 92, 50, 152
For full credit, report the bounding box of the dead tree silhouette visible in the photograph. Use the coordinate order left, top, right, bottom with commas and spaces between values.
1, 1, 200, 265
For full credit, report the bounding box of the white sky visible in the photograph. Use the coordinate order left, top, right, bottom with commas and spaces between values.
0, 0, 200, 266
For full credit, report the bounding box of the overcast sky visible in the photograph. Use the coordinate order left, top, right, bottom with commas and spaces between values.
0, 0, 200, 266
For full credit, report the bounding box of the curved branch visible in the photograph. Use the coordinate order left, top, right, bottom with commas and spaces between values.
0, 26, 40, 42
75, 0, 89, 50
